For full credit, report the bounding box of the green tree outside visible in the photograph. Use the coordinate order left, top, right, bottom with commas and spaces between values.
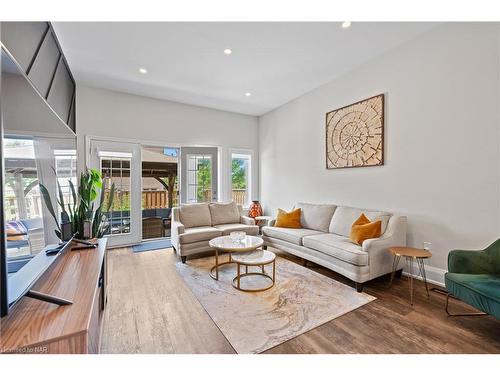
197, 159, 212, 201
232, 159, 247, 189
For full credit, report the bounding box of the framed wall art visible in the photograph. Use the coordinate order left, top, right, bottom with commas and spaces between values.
325, 94, 384, 169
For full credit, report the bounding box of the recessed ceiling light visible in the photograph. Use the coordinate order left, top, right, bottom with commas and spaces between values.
139, 67, 148, 74
342, 21, 351, 29
224, 48, 232, 55
245, 92, 252, 97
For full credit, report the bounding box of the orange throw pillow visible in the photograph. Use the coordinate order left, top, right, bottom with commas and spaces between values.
350, 213, 382, 245
275, 208, 302, 228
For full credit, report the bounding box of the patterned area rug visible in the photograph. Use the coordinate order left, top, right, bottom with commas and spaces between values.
176, 254, 375, 353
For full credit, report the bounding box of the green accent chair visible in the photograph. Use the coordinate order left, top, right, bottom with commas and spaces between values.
444, 239, 500, 319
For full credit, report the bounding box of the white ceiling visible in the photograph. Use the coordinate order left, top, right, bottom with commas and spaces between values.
53, 22, 438, 116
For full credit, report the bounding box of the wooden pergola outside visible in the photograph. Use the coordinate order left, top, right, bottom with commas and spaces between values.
141, 161, 178, 209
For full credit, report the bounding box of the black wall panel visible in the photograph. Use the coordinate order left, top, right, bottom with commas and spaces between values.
1, 22, 75, 131
68, 97, 76, 132
0, 22, 48, 73
28, 31, 61, 98
47, 60, 75, 123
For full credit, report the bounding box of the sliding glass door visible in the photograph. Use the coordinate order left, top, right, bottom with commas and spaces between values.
141, 146, 179, 240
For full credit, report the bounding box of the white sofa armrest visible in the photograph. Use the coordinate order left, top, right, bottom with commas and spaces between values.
171, 207, 185, 249
362, 215, 407, 251
240, 216, 256, 225
362, 215, 407, 279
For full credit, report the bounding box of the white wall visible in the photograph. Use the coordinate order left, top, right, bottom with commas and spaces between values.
259, 23, 500, 277
76, 85, 259, 202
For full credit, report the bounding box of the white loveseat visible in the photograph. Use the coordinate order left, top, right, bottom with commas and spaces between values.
171, 202, 259, 263
262, 202, 406, 292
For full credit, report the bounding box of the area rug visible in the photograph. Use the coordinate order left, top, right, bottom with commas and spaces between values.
133, 239, 172, 253
175, 254, 375, 353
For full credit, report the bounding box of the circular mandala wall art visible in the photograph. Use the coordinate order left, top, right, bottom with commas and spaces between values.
326, 94, 384, 169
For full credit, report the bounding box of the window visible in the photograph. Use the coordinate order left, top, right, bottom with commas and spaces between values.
186, 154, 213, 203
100, 152, 132, 235
54, 149, 77, 213
231, 152, 251, 208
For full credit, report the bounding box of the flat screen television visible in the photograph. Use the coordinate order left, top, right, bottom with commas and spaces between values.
1, 48, 76, 316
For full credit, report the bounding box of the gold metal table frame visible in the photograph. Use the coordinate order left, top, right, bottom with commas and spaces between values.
231, 254, 276, 292
388, 247, 432, 306
210, 248, 235, 280
209, 236, 264, 281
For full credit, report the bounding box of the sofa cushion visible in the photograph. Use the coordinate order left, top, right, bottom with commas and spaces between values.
20, 218, 43, 230
303, 233, 368, 266
262, 226, 323, 246
6, 221, 27, 241
179, 203, 212, 228
179, 226, 222, 244
156, 208, 171, 219
209, 201, 241, 226
142, 209, 155, 218
445, 273, 500, 319
295, 202, 337, 232
214, 223, 259, 236
329, 206, 391, 237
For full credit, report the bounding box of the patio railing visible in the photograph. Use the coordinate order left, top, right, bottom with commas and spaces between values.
142, 190, 177, 208
231, 189, 247, 206
140, 189, 247, 209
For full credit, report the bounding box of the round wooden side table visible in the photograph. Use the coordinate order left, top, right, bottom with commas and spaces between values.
388, 247, 432, 306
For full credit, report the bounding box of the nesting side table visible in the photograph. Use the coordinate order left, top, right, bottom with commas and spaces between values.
208, 235, 264, 280
231, 250, 276, 292
388, 246, 432, 305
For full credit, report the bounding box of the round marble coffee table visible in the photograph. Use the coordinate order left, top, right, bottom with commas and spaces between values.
231, 250, 276, 292
208, 235, 264, 280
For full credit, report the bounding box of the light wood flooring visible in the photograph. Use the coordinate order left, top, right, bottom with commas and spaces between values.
101, 246, 500, 354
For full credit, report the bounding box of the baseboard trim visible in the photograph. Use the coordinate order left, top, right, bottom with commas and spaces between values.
402, 264, 446, 287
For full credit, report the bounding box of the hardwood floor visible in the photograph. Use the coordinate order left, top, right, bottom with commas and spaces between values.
101, 246, 500, 354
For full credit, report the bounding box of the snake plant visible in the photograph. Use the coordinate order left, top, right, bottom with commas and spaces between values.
39, 168, 115, 240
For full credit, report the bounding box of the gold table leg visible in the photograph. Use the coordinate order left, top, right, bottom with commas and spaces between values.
237, 264, 241, 289
215, 248, 219, 280
231, 259, 276, 292
405, 256, 414, 306
272, 260, 276, 281
210, 250, 237, 280
417, 257, 430, 298
388, 255, 401, 288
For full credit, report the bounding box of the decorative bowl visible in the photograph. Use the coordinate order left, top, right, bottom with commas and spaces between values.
230, 231, 246, 242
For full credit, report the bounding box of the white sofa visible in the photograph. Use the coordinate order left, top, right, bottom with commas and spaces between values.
171, 202, 259, 263
262, 202, 406, 292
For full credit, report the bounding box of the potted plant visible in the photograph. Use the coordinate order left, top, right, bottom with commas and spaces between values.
39, 168, 115, 240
